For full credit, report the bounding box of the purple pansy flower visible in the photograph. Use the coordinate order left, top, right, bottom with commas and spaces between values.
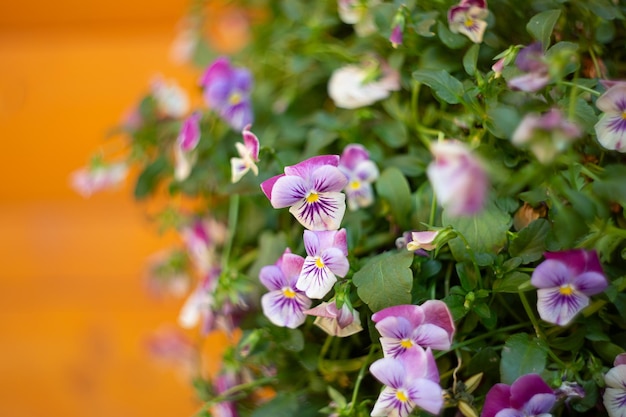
178, 269, 220, 334
372, 301, 456, 356
508, 43, 550, 92
150, 75, 190, 118
531, 249, 608, 326
604, 354, 626, 417
231, 124, 260, 183
448, 0, 489, 44
338, 144, 379, 211
595, 82, 626, 152
261, 155, 348, 231
212, 370, 240, 417
482, 374, 556, 417
296, 229, 350, 299
512, 108, 582, 164
70, 162, 128, 198
174, 112, 202, 181
199, 56, 253, 131
259, 249, 312, 329
426, 140, 489, 217
304, 300, 362, 337
180, 217, 227, 274
370, 347, 444, 417
389, 24, 403, 48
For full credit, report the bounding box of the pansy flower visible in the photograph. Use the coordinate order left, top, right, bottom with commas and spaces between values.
150, 75, 190, 118
212, 370, 241, 417
261, 155, 348, 231
482, 373, 556, 417
594, 82, 626, 152
70, 161, 128, 198
604, 354, 626, 417
531, 249, 608, 326
337, 0, 379, 37
426, 140, 489, 217
338, 144, 379, 211
174, 112, 202, 181
259, 249, 312, 329
178, 269, 220, 334
512, 108, 582, 164
448, 0, 489, 44
508, 42, 550, 92
180, 217, 227, 274
304, 300, 362, 337
297, 229, 350, 299
199, 56, 253, 131
406, 231, 439, 252
372, 301, 455, 356
328, 59, 400, 109
231, 124, 260, 183
370, 347, 444, 417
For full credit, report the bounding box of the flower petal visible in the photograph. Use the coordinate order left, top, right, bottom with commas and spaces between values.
259, 265, 286, 291
270, 175, 309, 208
413, 323, 452, 350
284, 155, 340, 178
596, 84, 626, 113
536, 287, 589, 326
312, 165, 349, 193
289, 192, 346, 231
573, 271, 608, 296
261, 290, 311, 328
296, 258, 338, 299
370, 357, 407, 389
372, 304, 425, 326
531, 259, 570, 288
595, 112, 626, 152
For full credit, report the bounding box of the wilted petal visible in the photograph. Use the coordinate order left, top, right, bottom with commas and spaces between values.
536, 287, 588, 325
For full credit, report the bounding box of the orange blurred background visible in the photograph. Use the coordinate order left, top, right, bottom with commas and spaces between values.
0, 1, 240, 416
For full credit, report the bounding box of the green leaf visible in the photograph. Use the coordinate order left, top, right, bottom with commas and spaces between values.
443, 199, 512, 266
134, 156, 169, 199
492, 271, 531, 293
463, 44, 480, 76
526, 9, 561, 49
413, 69, 464, 104
353, 250, 414, 312
381, 155, 425, 177
375, 167, 413, 230
486, 103, 522, 139
509, 219, 550, 263
373, 120, 408, 148
437, 20, 467, 49
500, 333, 548, 385
251, 392, 299, 417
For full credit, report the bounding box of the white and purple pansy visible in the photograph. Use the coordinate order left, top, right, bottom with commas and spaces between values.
199, 56, 253, 131
231, 124, 260, 183
531, 249, 608, 326
370, 347, 444, 417
447, 0, 489, 44
594, 82, 626, 152
261, 155, 348, 231
296, 229, 350, 299
372, 301, 455, 357
604, 353, 626, 417
508, 42, 550, 92
259, 249, 312, 329
481, 373, 557, 417
338, 144, 379, 211
70, 161, 128, 198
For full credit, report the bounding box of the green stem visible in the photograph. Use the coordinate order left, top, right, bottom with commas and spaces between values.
518, 291, 545, 340
435, 322, 531, 359
558, 80, 601, 97
349, 343, 378, 414
221, 194, 240, 269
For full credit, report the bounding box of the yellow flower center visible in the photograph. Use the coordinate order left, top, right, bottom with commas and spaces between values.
396, 390, 409, 402
315, 257, 325, 269
621, 111, 626, 120
282, 287, 296, 298
350, 180, 361, 190
229, 92, 242, 105
559, 284, 574, 296
400, 339, 413, 349
464, 17, 474, 28
306, 192, 319, 203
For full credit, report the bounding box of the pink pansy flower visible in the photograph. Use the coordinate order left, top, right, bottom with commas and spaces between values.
338, 144, 379, 211
372, 301, 456, 356
328, 60, 400, 109
178, 269, 220, 334
605, 353, 626, 417
406, 231, 439, 252
448, 0, 489, 44
531, 249, 608, 326
70, 162, 128, 198
508, 42, 550, 92
174, 112, 202, 181
481, 373, 556, 417
212, 370, 241, 417
180, 217, 227, 274
512, 108, 582, 164
297, 229, 350, 299
426, 140, 489, 217
260, 249, 312, 329
304, 300, 362, 337
337, 0, 379, 37
594, 82, 626, 152
150, 75, 190, 118
261, 155, 348, 231
231, 124, 260, 183
370, 347, 444, 417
